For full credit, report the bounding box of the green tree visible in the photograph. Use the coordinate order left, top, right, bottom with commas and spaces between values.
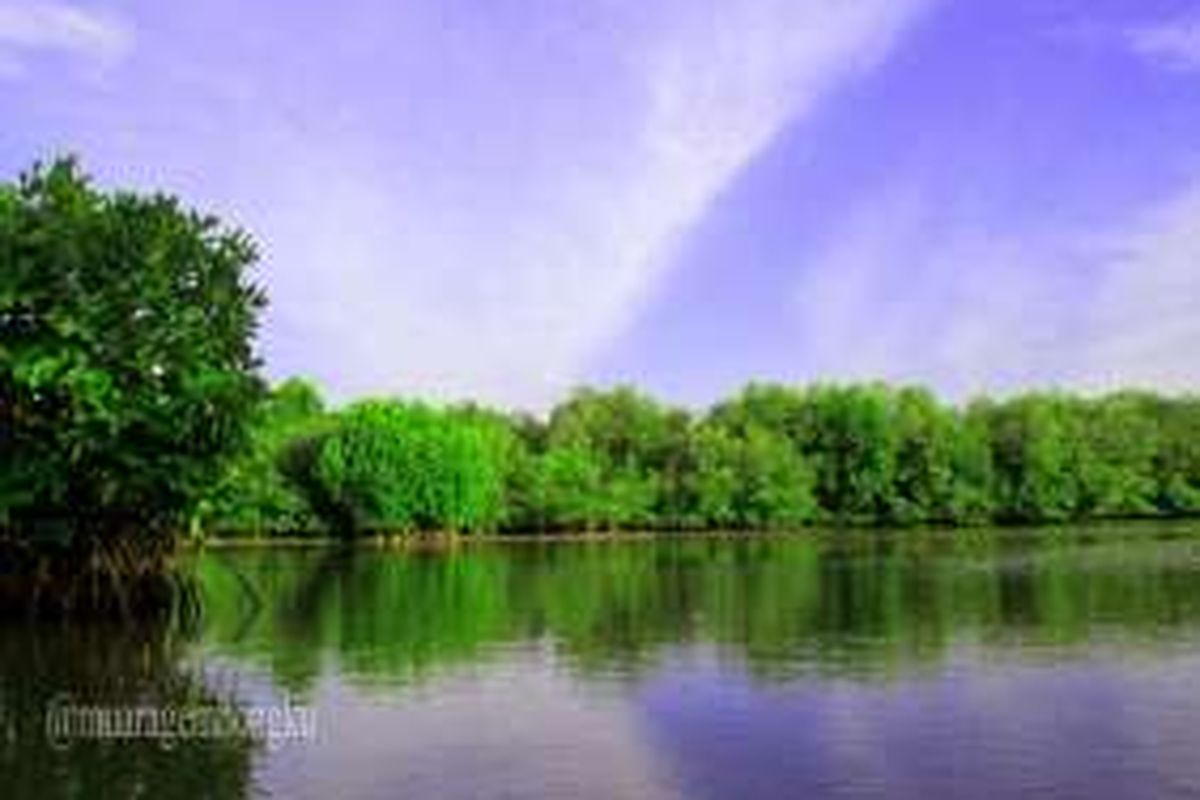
1074, 393, 1158, 516
312, 400, 508, 534
688, 420, 816, 529
735, 425, 817, 528
986, 394, 1080, 522
0, 158, 264, 606
795, 385, 898, 519
948, 401, 996, 523
531, 441, 605, 531
688, 424, 741, 528
1152, 395, 1200, 513
890, 387, 958, 524
541, 387, 673, 529
196, 378, 328, 535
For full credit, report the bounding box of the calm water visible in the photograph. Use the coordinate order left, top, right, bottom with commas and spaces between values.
7, 527, 1200, 799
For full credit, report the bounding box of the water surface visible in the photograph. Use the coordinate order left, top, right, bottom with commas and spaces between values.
7, 527, 1200, 799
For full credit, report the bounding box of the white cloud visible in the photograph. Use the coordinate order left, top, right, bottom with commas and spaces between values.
789, 174, 1200, 399
42, 1, 929, 408
790, 183, 932, 383
1127, 15, 1200, 72
242, 0, 931, 408
0, 2, 131, 68
789, 184, 1079, 397
1077, 182, 1200, 390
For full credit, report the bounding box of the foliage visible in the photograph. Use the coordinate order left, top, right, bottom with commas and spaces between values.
515, 387, 684, 531
688, 421, 817, 529
310, 400, 509, 534
195, 378, 327, 535
0, 157, 264, 554
204, 380, 1200, 536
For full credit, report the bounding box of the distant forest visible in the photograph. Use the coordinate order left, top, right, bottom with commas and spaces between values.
199, 380, 1200, 536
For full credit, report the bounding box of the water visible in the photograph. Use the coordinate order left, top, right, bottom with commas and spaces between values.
6, 526, 1200, 798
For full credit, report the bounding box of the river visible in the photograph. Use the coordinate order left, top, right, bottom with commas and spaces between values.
7, 526, 1200, 798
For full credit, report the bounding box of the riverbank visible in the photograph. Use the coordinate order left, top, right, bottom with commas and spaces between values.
195, 517, 1200, 551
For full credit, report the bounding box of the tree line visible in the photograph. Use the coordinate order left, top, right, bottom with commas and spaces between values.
199, 379, 1200, 536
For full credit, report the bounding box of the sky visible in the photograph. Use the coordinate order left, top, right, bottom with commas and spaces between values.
2, 0, 1199, 410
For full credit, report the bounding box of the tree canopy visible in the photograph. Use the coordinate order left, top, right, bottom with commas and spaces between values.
204, 382, 1200, 537
0, 157, 265, 558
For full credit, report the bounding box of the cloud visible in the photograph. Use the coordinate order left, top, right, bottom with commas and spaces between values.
1127, 15, 1200, 72
0, 2, 132, 69
789, 183, 1085, 397
240, 0, 931, 408
18, 1, 929, 407
789, 173, 1200, 400
1077, 182, 1200, 390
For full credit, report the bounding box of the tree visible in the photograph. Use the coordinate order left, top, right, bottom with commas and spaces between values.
1074, 393, 1158, 517
735, 425, 817, 528
0, 157, 265, 610
1152, 395, 1200, 513
531, 441, 605, 531
688, 421, 816, 529
688, 424, 741, 528
541, 387, 672, 529
985, 394, 1080, 522
948, 401, 996, 524
312, 400, 508, 534
890, 387, 958, 524
794, 385, 898, 519
195, 378, 327, 535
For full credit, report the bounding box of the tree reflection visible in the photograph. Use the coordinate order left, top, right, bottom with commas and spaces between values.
195, 528, 1200, 690
0, 621, 256, 800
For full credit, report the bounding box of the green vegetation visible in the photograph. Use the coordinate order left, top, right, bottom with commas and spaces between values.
0, 158, 265, 614
311, 400, 511, 534
195, 378, 327, 535
207, 381, 1200, 537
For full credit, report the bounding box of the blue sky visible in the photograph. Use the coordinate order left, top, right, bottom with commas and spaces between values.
2, 1, 1199, 409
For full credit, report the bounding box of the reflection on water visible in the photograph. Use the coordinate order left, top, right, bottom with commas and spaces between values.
0, 622, 256, 799
198, 528, 1200, 688
9, 527, 1200, 798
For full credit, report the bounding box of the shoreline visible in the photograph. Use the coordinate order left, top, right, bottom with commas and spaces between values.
194, 517, 1200, 551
